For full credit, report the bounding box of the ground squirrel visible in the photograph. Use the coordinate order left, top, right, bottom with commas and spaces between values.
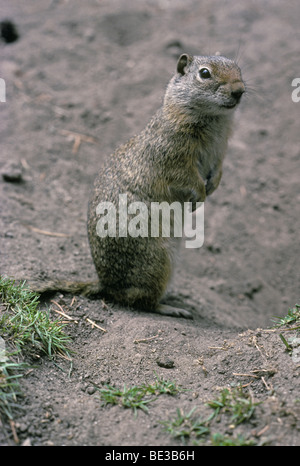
31, 53, 245, 318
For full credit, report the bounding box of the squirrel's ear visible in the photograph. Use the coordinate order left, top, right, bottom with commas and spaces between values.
177, 54, 193, 75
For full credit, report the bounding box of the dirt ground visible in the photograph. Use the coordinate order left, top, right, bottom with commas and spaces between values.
0, 0, 299, 447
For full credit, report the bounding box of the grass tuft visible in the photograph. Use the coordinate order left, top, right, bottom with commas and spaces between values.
0, 353, 28, 421
0, 276, 73, 429
210, 432, 256, 446
161, 407, 209, 443
207, 385, 260, 427
0, 276, 71, 357
97, 374, 183, 415
272, 304, 300, 354
161, 385, 260, 445
272, 304, 300, 328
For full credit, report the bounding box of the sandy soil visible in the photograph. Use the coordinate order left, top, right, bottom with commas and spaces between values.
0, 0, 299, 446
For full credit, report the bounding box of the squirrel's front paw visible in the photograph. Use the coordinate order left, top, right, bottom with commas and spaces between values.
193, 183, 206, 202
205, 180, 215, 196
189, 188, 206, 211
205, 170, 222, 196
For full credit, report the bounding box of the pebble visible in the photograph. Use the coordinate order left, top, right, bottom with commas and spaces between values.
1, 161, 23, 182
156, 358, 175, 369
87, 386, 96, 395
21, 437, 32, 446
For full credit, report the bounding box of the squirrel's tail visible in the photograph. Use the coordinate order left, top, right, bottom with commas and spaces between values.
28, 279, 101, 297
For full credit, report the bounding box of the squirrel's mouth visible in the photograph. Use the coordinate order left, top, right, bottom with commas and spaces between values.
222, 102, 238, 109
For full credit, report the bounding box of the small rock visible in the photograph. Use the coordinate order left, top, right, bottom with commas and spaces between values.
0, 20, 19, 44
87, 386, 96, 395
17, 423, 28, 433
206, 242, 221, 254
21, 437, 32, 446
156, 358, 175, 369
1, 161, 23, 182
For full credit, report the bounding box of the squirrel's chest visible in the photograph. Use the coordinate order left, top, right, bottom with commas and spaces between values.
193, 136, 225, 180
192, 117, 232, 178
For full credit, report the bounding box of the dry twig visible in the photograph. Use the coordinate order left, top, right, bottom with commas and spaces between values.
22, 224, 70, 238
134, 334, 159, 344
50, 300, 78, 323
86, 317, 107, 332
59, 129, 97, 154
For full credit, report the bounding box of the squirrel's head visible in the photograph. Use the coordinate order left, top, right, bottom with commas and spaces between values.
164, 53, 245, 120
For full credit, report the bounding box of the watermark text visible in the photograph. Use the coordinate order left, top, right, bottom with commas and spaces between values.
96, 194, 204, 248
291, 78, 300, 102
0, 78, 6, 102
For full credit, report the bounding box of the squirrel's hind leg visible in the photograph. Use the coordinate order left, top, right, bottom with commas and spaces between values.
111, 286, 192, 319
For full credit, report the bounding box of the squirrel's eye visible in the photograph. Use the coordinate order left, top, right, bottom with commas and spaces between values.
199, 68, 211, 79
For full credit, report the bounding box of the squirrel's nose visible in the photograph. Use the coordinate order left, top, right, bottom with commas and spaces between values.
231, 85, 245, 102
